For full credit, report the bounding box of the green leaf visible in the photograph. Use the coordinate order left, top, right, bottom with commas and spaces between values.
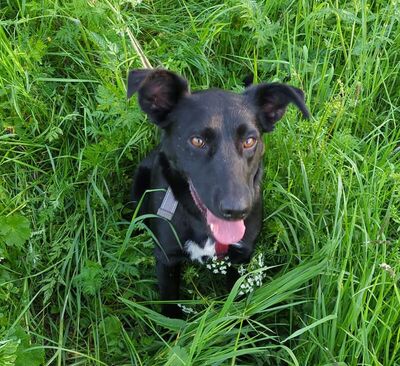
0, 339, 18, 366
0, 215, 31, 248
166, 346, 189, 366
282, 314, 337, 343
99, 316, 123, 354
73, 260, 104, 295
11, 327, 44, 366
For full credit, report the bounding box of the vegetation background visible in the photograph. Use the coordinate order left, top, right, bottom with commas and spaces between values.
1, 0, 399, 365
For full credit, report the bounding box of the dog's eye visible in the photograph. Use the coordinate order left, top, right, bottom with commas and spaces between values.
190, 136, 206, 148
243, 137, 257, 149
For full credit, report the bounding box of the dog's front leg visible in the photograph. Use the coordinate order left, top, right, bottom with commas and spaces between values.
226, 266, 240, 291
226, 243, 253, 292
156, 260, 183, 318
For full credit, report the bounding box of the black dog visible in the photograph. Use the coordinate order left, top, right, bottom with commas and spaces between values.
127, 69, 309, 317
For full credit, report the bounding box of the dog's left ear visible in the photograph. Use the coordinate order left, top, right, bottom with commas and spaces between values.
127, 69, 189, 128
245, 83, 310, 132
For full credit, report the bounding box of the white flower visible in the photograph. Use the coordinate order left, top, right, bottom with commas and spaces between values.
177, 304, 197, 314
380, 262, 396, 278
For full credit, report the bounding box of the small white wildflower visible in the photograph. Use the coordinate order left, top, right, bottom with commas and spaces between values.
234, 253, 269, 296
178, 304, 197, 315
380, 263, 396, 278
205, 256, 233, 274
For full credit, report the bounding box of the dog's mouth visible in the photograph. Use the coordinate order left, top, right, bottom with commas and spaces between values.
189, 180, 246, 244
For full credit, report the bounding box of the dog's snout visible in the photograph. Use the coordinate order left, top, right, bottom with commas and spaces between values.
219, 199, 250, 220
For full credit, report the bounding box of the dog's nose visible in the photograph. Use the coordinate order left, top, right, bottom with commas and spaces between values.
219, 200, 250, 220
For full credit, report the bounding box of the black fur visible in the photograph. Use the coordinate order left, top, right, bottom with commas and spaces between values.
127, 68, 310, 317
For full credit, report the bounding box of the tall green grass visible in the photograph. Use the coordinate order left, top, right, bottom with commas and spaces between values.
0, 0, 399, 365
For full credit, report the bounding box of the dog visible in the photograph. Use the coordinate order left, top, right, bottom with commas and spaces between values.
127, 69, 310, 317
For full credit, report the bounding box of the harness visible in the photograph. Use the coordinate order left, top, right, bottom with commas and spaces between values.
157, 187, 178, 221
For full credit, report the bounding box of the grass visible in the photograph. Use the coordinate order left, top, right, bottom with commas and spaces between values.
0, 0, 399, 365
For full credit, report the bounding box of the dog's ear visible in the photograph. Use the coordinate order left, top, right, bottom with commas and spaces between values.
245, 83, 310, 132
127, 69, 189, 127
127, 69, 152, 98
243, 74, 254, 88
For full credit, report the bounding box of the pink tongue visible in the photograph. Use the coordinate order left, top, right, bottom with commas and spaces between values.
206, 209, 245, 244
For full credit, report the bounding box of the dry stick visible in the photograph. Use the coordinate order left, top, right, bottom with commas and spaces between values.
126, 27, 152, 69
104, 0, 152, 69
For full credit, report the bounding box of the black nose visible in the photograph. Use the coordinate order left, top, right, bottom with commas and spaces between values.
219, 199, 250, 220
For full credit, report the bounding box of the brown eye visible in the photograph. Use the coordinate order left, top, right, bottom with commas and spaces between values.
243, 137, 257, 149
190, 136, 205, 148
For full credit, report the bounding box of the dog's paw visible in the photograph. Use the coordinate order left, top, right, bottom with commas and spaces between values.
162, 304, 184, 319
228, 243, 252, 264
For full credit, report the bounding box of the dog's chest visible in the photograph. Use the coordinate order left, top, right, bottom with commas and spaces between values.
184, 237, 216, 263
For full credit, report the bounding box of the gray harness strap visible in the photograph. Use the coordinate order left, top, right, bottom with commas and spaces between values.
157, 187, 178, 220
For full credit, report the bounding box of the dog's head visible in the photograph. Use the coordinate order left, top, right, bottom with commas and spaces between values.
127, 69, 310, 244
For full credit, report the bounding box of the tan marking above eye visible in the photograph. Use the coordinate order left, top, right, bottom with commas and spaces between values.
243, 137, 257, 149
190, 136, 206, 148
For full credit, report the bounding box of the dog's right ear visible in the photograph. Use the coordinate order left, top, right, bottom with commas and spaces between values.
244, 83, 310, 132
127, 69, 189, 127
